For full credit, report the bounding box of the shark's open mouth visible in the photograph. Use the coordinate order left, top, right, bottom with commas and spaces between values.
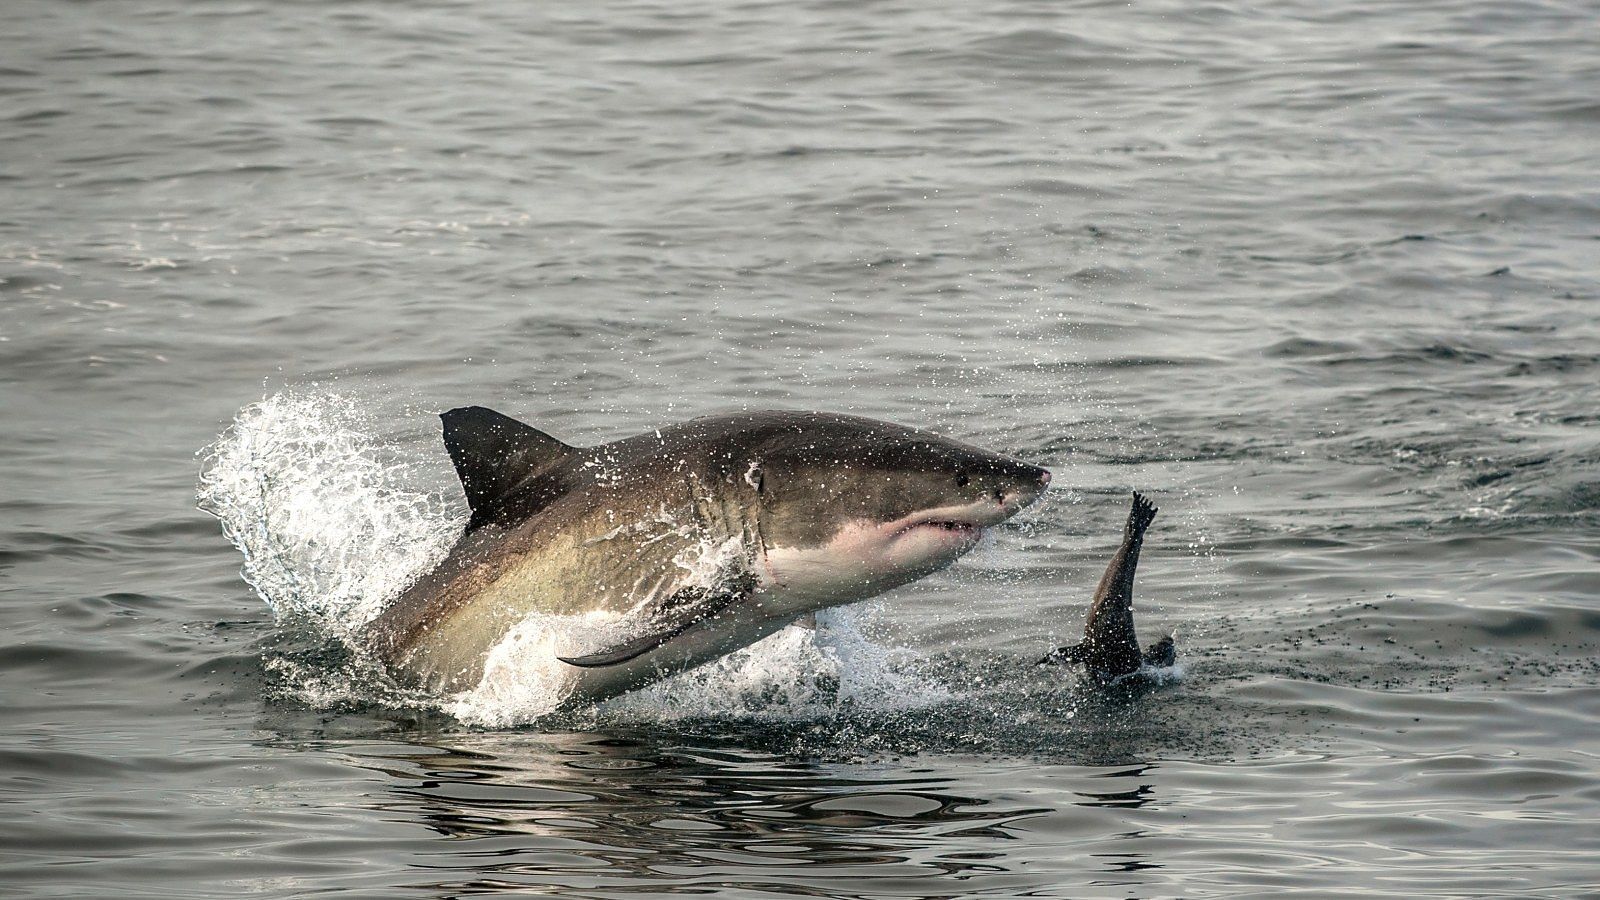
919, 520, 978, 534
892, 508, 997, 539
895, 518, 985, 547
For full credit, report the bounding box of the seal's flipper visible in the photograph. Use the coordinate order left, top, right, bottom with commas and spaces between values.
558, 577, 755, 669
1125, 491, 1157, 538
1076, 492, 1159, 677
1038, 643, 1086, 666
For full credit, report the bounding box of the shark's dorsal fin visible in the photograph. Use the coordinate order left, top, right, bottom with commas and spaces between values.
441, 406, 580, 531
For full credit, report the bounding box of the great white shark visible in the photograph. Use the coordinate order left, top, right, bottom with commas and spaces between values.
369, 407, 1051, 707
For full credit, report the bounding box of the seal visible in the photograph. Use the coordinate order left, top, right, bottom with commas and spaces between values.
1039, 492, 1175, 679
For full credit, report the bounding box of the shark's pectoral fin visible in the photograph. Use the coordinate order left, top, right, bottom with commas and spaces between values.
558, 576, 756, 669
557, 622, 700, 668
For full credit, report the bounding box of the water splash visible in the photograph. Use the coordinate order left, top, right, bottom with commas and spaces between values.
600, 605, 947, 725
1122, 660, 1186, 687
196, 390, 460, 638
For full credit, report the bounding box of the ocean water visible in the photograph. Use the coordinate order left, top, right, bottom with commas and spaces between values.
4, 0, 1599, 896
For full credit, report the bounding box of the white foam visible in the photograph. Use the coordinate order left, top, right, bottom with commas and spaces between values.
1108, 660, 1186, 687
596, 605, 948, 725
444, 610, 609, 725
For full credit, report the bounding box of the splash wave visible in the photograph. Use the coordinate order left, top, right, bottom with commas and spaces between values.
197, 391, 460, 638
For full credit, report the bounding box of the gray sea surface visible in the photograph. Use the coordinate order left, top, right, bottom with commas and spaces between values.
4, 0, 1599, 896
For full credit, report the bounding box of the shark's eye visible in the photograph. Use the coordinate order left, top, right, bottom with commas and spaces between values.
956, 472, 971, 488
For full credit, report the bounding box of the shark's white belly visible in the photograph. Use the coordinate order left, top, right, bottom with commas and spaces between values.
435, 520, 984, 711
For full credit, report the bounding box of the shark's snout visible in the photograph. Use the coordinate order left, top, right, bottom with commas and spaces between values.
999, 465, 1052, 513
885, 462, 1050, 543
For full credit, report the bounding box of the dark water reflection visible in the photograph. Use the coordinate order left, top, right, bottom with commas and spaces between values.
232, 672, 1600, 898
315, 731, 1094, 897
